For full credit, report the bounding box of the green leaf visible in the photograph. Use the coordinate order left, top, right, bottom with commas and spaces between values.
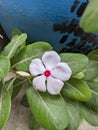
64, 98, 83, 130
86, 81, 98, 112
11, 29, 26, 55
62, 78, 92, 101
12, 78, 24, 99
80, 0, 98, 32
4, 78, 16, 96
87, 49, 98, 61
87, 81, 98, 92
73, 72, 84, 79
0, 87, 11, 130
12, 28, 22, 37
26, 81, 69, 130
29, 112, 41, 130
60, 53, 88, 75
83, 60, 98, 80
12, 42, 52, 71
0, 56, 10, 79
82, 103, 98, 126
92, 77, 98, 82
1, 33, 27, 59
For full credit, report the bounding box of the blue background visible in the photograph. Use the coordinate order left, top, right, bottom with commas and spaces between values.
0, 0, 98, 53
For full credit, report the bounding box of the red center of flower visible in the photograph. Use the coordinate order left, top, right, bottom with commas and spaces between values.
44, 70, 51, 77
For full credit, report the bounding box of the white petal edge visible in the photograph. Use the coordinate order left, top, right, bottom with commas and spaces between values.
29, 58, 45, 76
42, 51, 60, 70
33, 75, 46, 92
47, 76, 64, 95
51, 62, 72, 81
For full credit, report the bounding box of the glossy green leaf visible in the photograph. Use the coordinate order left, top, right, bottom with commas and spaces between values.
73, 72, 84, 79
11, 29, 27, 55
60, 53, 88, 75
64, 98, 83, 130
87, 49, 98, 61
12, 28, 22, 37
1, 33, 27, 59
82, 103, 98, 126
86, 81, 98, 112
0, 87, 11, 130
12, 42, 52, 71
80, 0, 98, 32
83, 60, 98, 80
0, 56, 10, 79
62, 78, 91, 101
92, 77, 98, 83
26, 81, 69, 130
87, 81, 98, 92
5, 78, 16, 96
29, 112, 41, 130
12, 78, 24, 99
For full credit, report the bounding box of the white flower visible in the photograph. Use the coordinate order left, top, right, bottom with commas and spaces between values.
29, 51, 72, 95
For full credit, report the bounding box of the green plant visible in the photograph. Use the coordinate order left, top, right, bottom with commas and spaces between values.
0, 28, 98, 130
80, 0, 98, 32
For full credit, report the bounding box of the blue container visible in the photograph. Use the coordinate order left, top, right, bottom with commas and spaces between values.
0, 0, 98, 53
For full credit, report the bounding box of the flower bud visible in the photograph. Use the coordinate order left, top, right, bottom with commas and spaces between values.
16, 71, 30, 77
73, 72, 84, 79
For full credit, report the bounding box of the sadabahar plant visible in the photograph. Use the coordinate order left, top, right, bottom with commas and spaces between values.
0, 29, 98, 130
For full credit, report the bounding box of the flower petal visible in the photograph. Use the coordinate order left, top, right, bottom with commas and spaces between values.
47, 76, 64, 95
33, 75, 46, 92
42, 51, 60, 70
29, 58, 45, 76
52, 62, 72, 81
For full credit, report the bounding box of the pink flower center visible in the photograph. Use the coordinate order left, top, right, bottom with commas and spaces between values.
44, 70, 51, 77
